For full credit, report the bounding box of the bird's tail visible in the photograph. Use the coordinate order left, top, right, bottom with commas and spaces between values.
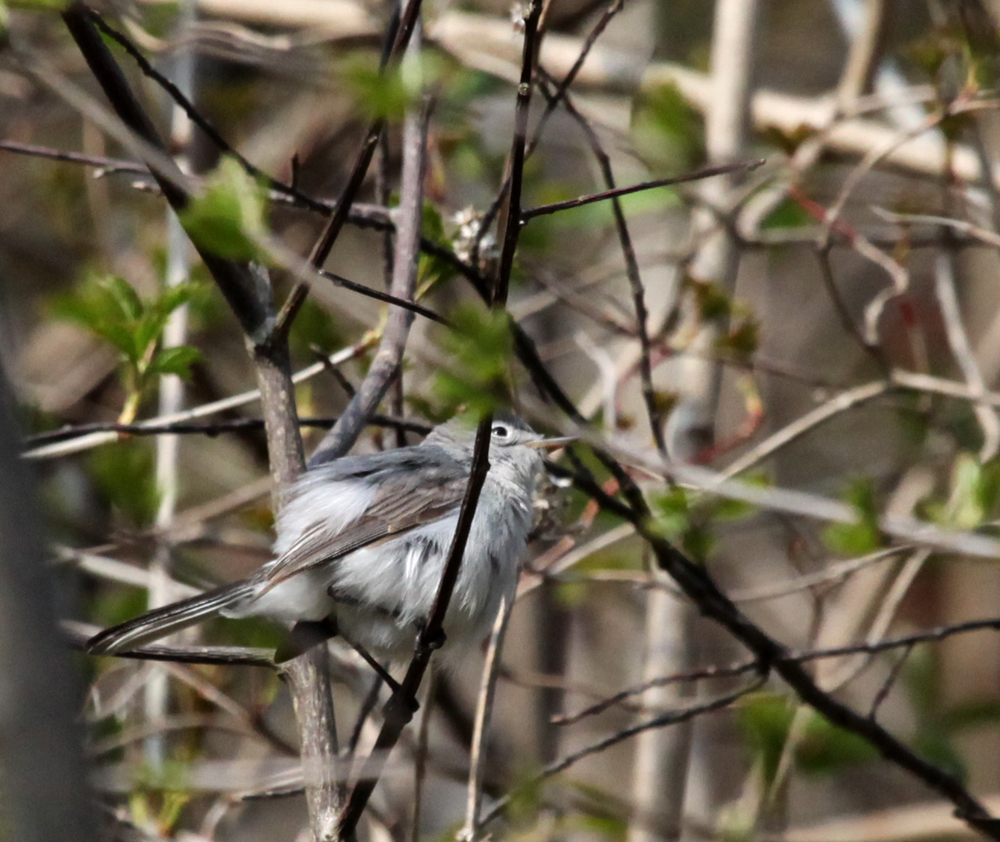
87, 581, 255, 655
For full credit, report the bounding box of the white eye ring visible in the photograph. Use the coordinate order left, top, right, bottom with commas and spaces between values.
492, 424, 510, 438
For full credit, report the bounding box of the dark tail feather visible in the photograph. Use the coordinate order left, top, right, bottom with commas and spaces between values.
87, 581, 255, 655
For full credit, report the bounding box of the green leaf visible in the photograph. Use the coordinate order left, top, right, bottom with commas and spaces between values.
342, 60, 411, 121
681, 525, 714, 560
823, 520, 880, 555
797, 710, 879, 773
149, 345, 201, 379
505, 765, 545, 828
929, 453, 1000, 530
631, 81, 705, 173
104, 274, 145, 323
417, 204, 455, 286
572, 814, 627, 841
949, 453, 987, 529
157, 281, 202, 317
738, 693, 877, 782
51, 275, 144, 359
759, 125, 819, 157
686, 276, 732, 322
135, 0, 182, 39
823, 478, 882, 555
98, 322, 143, 359
904, 31, 952, 80
761, 196, 814, 230
288, 299, 343, 361
713, 494, 756, 522
737, 692, 793, 784
88, 440, 159, 527
433, 305, 515, 416
421, 200, 446, 243
132, 314, 168, 366
132, 284, 200, 368
52, 273, 206, 419
650, 487, 692, 536
649, 488, 714, 561
179, 156, 267, 261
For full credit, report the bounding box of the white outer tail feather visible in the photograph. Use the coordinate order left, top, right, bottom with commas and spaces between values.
86, 581, 255, 655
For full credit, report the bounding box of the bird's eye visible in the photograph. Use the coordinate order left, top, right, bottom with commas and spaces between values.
492, 424, 510, 438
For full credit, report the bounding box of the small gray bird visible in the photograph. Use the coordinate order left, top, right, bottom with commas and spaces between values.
87, 415, 563, 662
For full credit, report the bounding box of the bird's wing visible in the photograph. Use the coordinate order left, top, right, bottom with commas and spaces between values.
259, 457, 469, 587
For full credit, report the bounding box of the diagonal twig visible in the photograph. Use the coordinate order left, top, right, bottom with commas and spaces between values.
520, 160, 764, 220
275, 0, 424, 338
308, 45, 431, 465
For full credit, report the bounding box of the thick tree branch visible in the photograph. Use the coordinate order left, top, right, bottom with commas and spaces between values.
61, 3, 273, 344
0, 373, 98, 842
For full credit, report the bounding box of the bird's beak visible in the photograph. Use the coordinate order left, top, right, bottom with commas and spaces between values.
527, 436, 577, 451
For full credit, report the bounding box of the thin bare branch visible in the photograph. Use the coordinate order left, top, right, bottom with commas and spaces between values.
460, 595, 513, 841
0, 138, 147, 172
276, 0, 424, 336
319, 270, 449, 325
536, 70, 665, 453
24, 342, 376, 459
481, 678, 765, 830
309, 72, 431, 465
25, 414, 430, 448
520, 160, 764, 220
721, 380, 891, 478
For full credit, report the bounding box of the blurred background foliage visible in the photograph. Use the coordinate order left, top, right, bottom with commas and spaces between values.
5, 0, 1000, 840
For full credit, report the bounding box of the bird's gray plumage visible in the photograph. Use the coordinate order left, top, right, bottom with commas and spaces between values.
87, 415, 545, 659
